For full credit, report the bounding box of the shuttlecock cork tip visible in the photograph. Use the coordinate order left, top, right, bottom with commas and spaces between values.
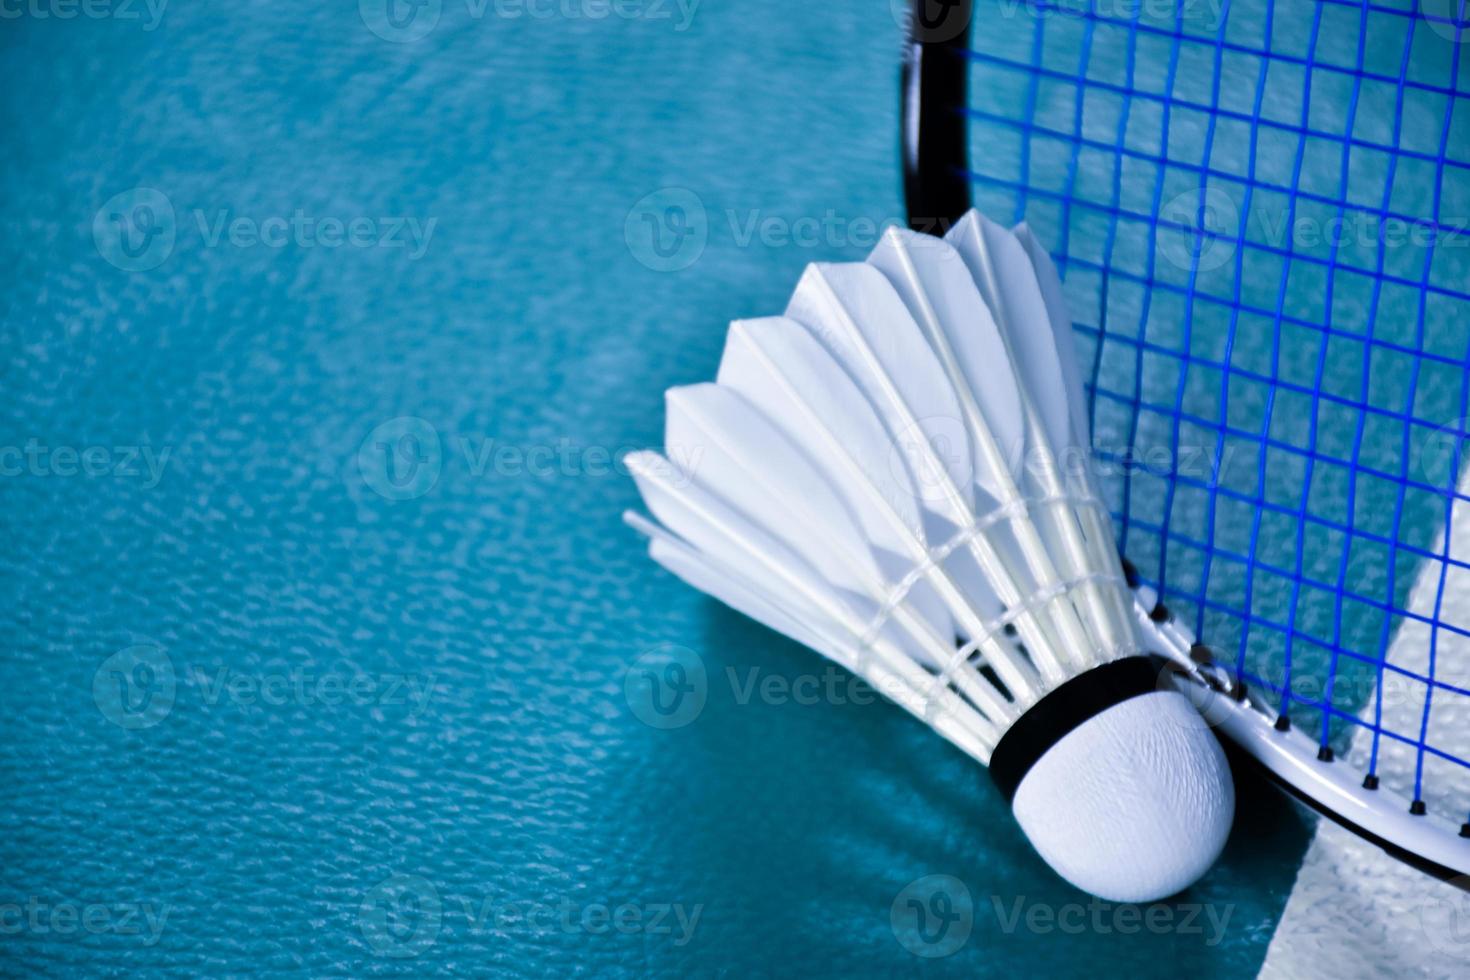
990, 658, 1235, 903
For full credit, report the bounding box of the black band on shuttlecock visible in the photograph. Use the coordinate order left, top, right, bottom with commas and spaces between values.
988, 656, 1159, 803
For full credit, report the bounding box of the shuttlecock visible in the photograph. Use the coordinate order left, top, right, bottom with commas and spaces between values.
623, 209, 1234, 902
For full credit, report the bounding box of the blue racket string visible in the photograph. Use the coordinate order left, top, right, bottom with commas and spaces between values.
961, 0, 1470, 820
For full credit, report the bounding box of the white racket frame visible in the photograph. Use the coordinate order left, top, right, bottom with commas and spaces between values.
1131, 587, 1470, 883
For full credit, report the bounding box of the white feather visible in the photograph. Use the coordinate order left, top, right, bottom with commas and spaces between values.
624, 451, 1004, 750
715, 316, 1039, 701
941, 214, 1140, 662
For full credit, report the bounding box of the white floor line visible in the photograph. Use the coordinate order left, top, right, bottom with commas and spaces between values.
1260, 472, 1470, 979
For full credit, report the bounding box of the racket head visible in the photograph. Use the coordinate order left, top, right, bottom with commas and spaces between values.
903, 0, 1470, 877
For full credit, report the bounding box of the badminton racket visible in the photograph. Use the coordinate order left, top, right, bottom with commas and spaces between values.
902, 0, 1470, 881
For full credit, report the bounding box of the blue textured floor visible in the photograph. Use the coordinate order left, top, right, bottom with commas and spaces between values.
1, 2, 1305, 974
